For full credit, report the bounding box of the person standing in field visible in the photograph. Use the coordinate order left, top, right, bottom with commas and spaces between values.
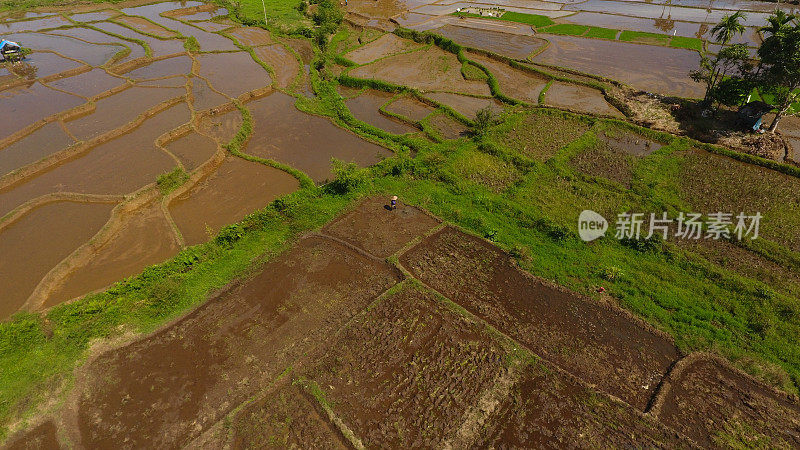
390, 195, 398, 210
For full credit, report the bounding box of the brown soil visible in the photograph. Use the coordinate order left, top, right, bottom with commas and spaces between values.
243, 92, 392, 183
428, 113, 469, 140
344, 33, 421, 65
301, 285, 508, 447
322, 195, 440, 258
350, 45, 491, 96
425, 91, 503, 120
0, 122, 75, 177
168, 156, 298, 246
191, 20, 234, 33
3, 420, 61, 450
654, 354, 800, 448
43, 200, 181, 307
227, 26, 273, 47
477, 362, 686, 448
197, 107, 242, 142
399, 226, 680, 411
384, 96, 434, 122
545, 81, 624, 117
231, 379, 350, 449
435, 24, 547, 60
72, 235, 400, 448
49, 27, 147, 62
252, 43, 298, 89
468, 51, 548, 104
0, 200, 114, 320
345, 89, 417, 135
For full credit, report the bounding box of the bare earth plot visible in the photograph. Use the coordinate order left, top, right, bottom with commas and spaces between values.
5, 198, 800, 447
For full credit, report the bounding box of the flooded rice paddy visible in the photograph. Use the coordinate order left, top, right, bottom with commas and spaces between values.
0, 1, 393, 319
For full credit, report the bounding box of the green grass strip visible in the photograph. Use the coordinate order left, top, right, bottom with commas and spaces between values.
541, 23, 589, 36
585, 27, 618, 40
670, 35, 703, 51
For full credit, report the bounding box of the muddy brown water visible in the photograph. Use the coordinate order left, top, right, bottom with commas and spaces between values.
44, 201, 181, 308
346, 90, 417, 135
344, 33, 422, 65
545, 82, 623, 117
164, 130, 218, 171
196, 52, 271, 98
243, 92, 393, 182
600, 129, 662, 156
69, 10, 119, 22
159, 18, 240, 52
45, 68, 127, 98
534, 34, 704, 98
192, 20, 234, 33
0, 121, 75, 177
64, 85, 184, 141
0, 82, 83, 142
252, 44, 298, 89
169, 157, 299, 246
75, 235, 400, 448
0, 200, 114, 319
385, 96, 435, 122
0, 103, 190, 217
189, 76, 228, 111
350, 45, 491, 96
5, 31, 121, 67
123, 54, 192, 80
227, 26, 272, 47
0, 15, 72, 33
16, 50, 86, 77
400, 227, 681, 412
468, 52, 548, 104
425, 92, 503, 119
49, 26, 148, 62
435, 24, 547, 60
92, 21, 187, 56
116, 15, 178, 39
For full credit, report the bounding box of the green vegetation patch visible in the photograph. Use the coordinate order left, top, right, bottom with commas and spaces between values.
670, 35, 703, 51
449, 149, 521, 192
541, 23, 589, 36
156, 167, 189, 195
619, 30, 670, 45
585, 27, 619, 40
498, 11, 554, 28
494, 110, 593, 161
461, 60, 488, 81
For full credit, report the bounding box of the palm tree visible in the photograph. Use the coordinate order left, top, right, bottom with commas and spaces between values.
711, 11, 747, 45
761, 10, 796, 37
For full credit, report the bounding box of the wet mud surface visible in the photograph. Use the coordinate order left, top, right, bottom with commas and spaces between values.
400, 226, 681, 411
0, 2, 395, 317
73, 235, 400, 448
344, 33, 422, 65
244, 92, 392, 183
435, 24, 546, 59
545, 81, 623, 117
425, 91, 503, 120
346, 89, 417, 135
468, 51, 548, 104
169, 157, 299, 246
534, 34, 704, 98
656, 355, 800, 447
